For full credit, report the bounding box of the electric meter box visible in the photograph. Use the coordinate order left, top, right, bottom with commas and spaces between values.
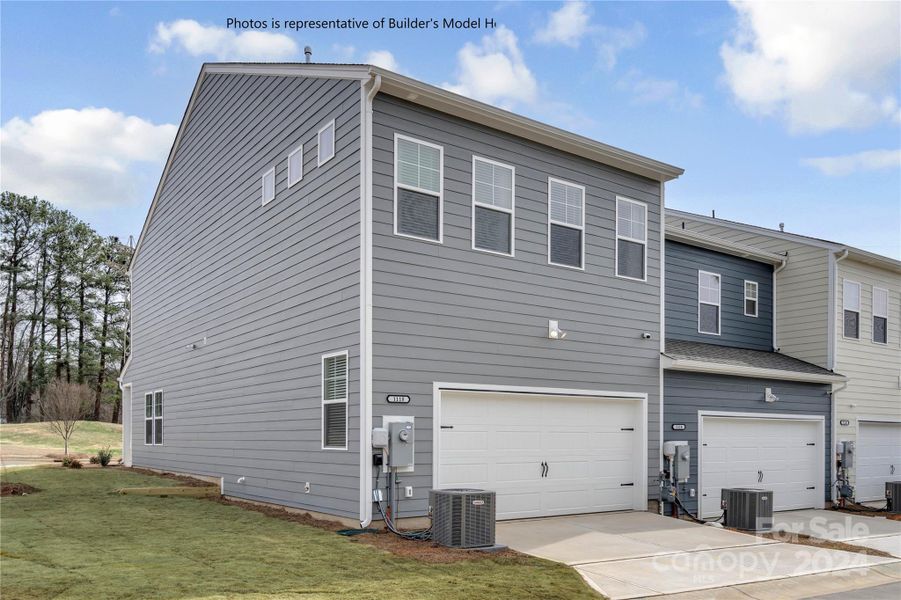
388, 420, 414, 469
674, 443, 690, 483
840, 440, 855, 469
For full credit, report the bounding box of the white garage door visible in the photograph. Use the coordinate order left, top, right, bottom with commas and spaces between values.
857, 422, 901, 502
437, 390, 644, 520
700, 415, 823, 518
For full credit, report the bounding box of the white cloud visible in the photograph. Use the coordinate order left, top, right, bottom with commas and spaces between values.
0, 108, 176, 209
364, 50, 401, 72
802, 149, 901, 176
721, 2, 901, 133
443, 26, 537, 108
149, 19, 298, 61
617, 70, 703, 109
593, 22, 646, 71
330, 43, 356, 62
534, 1, 593, 48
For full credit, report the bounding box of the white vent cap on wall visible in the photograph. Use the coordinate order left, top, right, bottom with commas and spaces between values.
548, 320, 567, 340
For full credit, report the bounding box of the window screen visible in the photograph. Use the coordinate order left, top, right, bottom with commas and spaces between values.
616, 198, 647, 279
396, 137, 442, 241
548, 179, 584, 268
699, 271, 721, 334
474, 206, 512, 254
473, 158, 514, 254
699, 303, 720, 335
288, 145, 303, 186
397, 188, 440, 240
843, 280, 860, 339
144, 393, 153, 445
318, 121, 335, 165
550, 224, 582, 268
744, 280, 759, 317
873, 287, 888, 344
261, 168, 275, 206
322, 353, 348, 449
617, 239, 645, 280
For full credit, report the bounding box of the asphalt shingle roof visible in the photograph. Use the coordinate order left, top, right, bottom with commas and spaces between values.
664, 339, 841, 378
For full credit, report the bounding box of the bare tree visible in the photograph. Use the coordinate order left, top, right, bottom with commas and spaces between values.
38, 380, 89, 456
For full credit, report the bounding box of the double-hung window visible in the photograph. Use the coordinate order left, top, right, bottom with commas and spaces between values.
616, 197, 647, 280
744, 280, 759, 317
288, 145, 303, 186
144, 391, 163, 445
698, 271, 721, 335
843, 280, 860, 339
873, 287, 888, 344
395, 134, 443, 242
318, 120, 335, 166
548, 178, 585, 269
261, 167, 275, 206
322, 351, 348, 450
472, 157, 514, 255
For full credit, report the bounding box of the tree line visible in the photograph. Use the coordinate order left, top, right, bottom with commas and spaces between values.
1, 191, 131, 423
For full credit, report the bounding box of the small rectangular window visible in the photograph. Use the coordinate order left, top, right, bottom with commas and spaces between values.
744, 280, 759, 317
472, 157, 514, 255
394, 135, 443, 242
873, 287, 888, 344
261, 167, 275, 206
145, 391, 163, 445
288, 145, 303, 186
318, 120, 335, 166
144, 393, 153, 445
698, 271, 721, 335
616, 197, 647, 280
548, 178, 584, 269
843, 280, 860, 339
322, 351, 348, 450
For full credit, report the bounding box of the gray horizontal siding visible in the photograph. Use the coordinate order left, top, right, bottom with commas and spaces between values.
371, 94, 663, 517
126, 73, 362, 518
666, 241, 773, 350
663, 371, 831, 515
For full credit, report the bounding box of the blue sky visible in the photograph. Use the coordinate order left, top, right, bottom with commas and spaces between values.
2, 1, 899, 257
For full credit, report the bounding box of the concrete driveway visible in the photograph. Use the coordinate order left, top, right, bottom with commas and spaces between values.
773, 509, 901, 558
496, 511, 899, 599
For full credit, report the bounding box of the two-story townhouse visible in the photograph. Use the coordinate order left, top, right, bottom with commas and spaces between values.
119, 62, 684, 527
667, 210, 901, 504
661, 227, 846, 518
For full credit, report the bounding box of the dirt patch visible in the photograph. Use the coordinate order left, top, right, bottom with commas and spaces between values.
828, 505, 899, 520
125, 467, 215, 487
759, 531, 896, 558
1, 483, 39, 496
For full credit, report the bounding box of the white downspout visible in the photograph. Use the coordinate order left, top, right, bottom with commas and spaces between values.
829, 249, 849, 504
359, 73, 381, 528
772, 256, 787, 351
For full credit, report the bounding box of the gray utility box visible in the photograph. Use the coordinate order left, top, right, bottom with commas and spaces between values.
721, 488, 773, 531
887, 481, 901, 514
430, 489, 496, 548
388, 421, 414, 469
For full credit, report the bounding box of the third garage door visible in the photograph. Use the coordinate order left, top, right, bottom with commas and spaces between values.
857, 422, 901, 502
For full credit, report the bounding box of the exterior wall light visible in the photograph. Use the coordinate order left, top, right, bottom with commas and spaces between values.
548, 320, 567, 340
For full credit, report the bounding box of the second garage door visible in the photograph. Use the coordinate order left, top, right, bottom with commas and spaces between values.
857, 421, 901, 502
700, 415, 824, 518
437, 390, 645, 520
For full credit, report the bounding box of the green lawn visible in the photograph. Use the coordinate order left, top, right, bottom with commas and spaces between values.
0, 467, 597, 599
0, 421, 122, 457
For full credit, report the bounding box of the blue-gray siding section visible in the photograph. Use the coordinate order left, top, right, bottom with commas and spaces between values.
666, 241, 773, 351
370, 94, 664, 517
663, 371, 831, 515
127, 74, 362, 517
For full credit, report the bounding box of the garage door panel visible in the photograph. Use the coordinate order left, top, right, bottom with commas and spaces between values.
857, 422, 901, 501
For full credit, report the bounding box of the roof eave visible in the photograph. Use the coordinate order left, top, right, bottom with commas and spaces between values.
661, 355, 847, 384
666, 226, 786, 265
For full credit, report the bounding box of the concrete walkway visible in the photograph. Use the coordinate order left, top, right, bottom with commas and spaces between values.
496, 512, 900, 599
773, 509, 901, 558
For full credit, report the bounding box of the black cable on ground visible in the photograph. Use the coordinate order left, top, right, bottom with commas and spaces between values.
673, 494, 724, 524
371, 465, 432, 541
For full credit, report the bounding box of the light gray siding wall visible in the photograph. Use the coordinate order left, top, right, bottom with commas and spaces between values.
663, 371, 831, 515
127, 74, 362, 517
666, 241, 773, 350
370, 94, 663, 517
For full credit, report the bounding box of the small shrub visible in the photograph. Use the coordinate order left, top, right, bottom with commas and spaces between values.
89, 455, 100, 464
97, 446, 113, 467
62, 456, 82, 469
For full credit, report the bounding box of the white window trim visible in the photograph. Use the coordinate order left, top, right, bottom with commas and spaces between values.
744, 280, 759, 317
547, 177, 586, 271
261, 166, 275, 206
144, 390, 163, 446
698, 270, 722, 336
321, 350, 349, 451
842, 279, 861, 340
287, 144, 303, 187
317, 119, 336, 167
615, 196, 648, 282
393, 133, 444, 244
471, 155, 515, 257
873, 286, 888, 345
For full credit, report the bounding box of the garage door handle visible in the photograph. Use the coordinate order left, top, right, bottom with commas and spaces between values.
540, 462, 547, 478
758, 470, 764, 483
892, 465, 895, 475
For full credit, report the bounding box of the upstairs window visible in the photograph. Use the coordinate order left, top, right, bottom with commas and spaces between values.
744, 280, 759, 317
145, 391, 163, 445
322, 351, 348, 450
616, 197, 647, 280
395, 135, 443, 242
472, 157, 514, 255
548, 178, 584, 269
318, 120, 335, 166
873, 287, 888, 344
288, 145, 303, 186
843, 280, 860, 339
698, 271, 721, 335
261, 167, 275, 206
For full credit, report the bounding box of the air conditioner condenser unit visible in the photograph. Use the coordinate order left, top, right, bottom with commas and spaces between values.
430, 489, 495, 548
721, 488, 773, 531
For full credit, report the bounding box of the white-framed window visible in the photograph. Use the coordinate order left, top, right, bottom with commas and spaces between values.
744, 280, 759, 317
321, 351, 348, 450
843, 279, 861, 339
394, 134, 443, 242
698, 270, 721, 335
873, 286, 888, 344
261, 167, 275, 206
471, 156, 514, 256
288, 145, 303, 186
144, 390, 163, 445
317, 120, 335, 166
547, 177, 585, 269
615, 197, 647, 281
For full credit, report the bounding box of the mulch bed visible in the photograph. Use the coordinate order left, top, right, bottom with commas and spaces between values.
759, 530, 896, 558
1, 483, 39, 496
828, 505, 900, 520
